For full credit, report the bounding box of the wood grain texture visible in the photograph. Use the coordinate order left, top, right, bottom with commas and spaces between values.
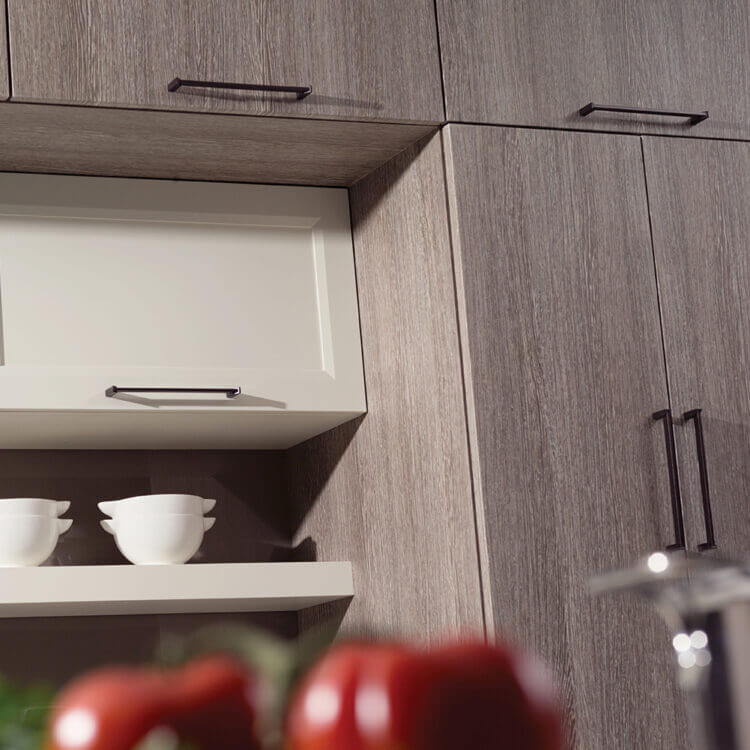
444, 125, 687, 748
0, 101, 433, 186
0, 2, 8, 100
288, 134, 484, 641
437, 0, 750, 140
644, 137, 750, 561
8, 0, 443, 123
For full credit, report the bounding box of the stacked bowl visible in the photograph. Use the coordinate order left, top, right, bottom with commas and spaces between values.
99, 494, 216, 565
0, 498, 73, 567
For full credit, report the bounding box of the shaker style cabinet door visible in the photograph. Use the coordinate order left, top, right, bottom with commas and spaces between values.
444, 125, 688, 748
644, 138, 750, 561
437, 0, 750, 139
0, 173, 365, 449
6, 0, 443, 123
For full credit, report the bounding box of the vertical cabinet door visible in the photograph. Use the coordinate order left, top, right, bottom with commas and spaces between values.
7, 0, 443, 123
0, 4, 8, 100
437, 0, 750, 140
644, 138, 750, 560
444, 125, 687, 748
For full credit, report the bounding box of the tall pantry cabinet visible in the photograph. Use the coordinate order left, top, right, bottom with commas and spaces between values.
436, 1, 750, 745
442, 127, 750, 746
443, 125, 688, 748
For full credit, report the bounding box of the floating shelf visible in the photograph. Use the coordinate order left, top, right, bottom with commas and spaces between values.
0, 562, 353, 618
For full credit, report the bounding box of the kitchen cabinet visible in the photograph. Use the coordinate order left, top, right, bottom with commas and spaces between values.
644, 138, 750, 560
437, 0, 750, 140
7, 0, 443, 123
0, 172, 365, 448
444, 125, 688, 747
0, 4, 7, 100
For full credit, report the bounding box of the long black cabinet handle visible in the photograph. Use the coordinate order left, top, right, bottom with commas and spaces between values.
106, 386, 241, 399
653, 409, 686, 550
683, 409, 717, 551
579, 102, 708, 125
168, 78, 312, 100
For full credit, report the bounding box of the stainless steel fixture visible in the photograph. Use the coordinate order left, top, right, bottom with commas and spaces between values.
592, 554, 750, 750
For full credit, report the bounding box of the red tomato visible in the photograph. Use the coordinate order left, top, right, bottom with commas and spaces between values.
46, 655, 260, 750
284, 641, 565, 750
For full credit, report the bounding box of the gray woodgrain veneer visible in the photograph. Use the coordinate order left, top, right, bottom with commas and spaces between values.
437, 0, 750, 140
289, 134, 484, 641
644, 137, 750, 561
0, 102, 434, 186
444, 124, 688, 748
0, 2, 8, 100
8, 0, 443, 123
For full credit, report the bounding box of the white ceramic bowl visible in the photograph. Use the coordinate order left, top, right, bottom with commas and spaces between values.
0, 515, 73, 567
0, 498, 71, 517
98, 494, 216, 518
101, 514, 215, 565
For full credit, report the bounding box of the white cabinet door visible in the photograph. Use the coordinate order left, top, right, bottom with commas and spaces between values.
0, 174, 365, 448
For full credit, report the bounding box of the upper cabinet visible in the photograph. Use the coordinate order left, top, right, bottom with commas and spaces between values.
0, 173, 366, 449
0, 6, 8, 100
437, 0, 750, 139
6, 0, 443, 123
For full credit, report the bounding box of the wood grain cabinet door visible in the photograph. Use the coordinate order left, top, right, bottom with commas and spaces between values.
6, 0, 443, 123
437, 0, 750, 140
444, 125, 688, 748
644, 138, 750, 561
0, 5, 8, 100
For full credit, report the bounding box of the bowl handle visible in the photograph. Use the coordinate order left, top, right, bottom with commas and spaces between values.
202, 498, 217, 514
203, 517, 216, 532
100, 519, 116, 535
98, 501, 118, 516
57, 518, 73, 535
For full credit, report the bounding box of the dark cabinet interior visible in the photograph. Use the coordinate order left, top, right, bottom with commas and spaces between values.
0, 449, 300, 685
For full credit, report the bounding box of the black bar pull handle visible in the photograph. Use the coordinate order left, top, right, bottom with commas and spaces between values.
683, 408, 717, 551
168, 78, 312, 100
106, 386, 241, 399
653, 409, 686, 550
579, 102, 708, 125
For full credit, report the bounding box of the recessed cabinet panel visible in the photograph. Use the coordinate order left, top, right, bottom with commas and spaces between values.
0, 173, 366, 448
7, 0, 443, 123
437, 0, 750, 139
2, 221, 321, 370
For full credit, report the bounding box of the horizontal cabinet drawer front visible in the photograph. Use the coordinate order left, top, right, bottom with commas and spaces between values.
0, 173, 365, 447
8, 0, 443, 123
437, 0, 750, 139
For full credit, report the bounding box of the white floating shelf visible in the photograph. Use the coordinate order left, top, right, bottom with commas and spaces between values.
0, 562, 353, 618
